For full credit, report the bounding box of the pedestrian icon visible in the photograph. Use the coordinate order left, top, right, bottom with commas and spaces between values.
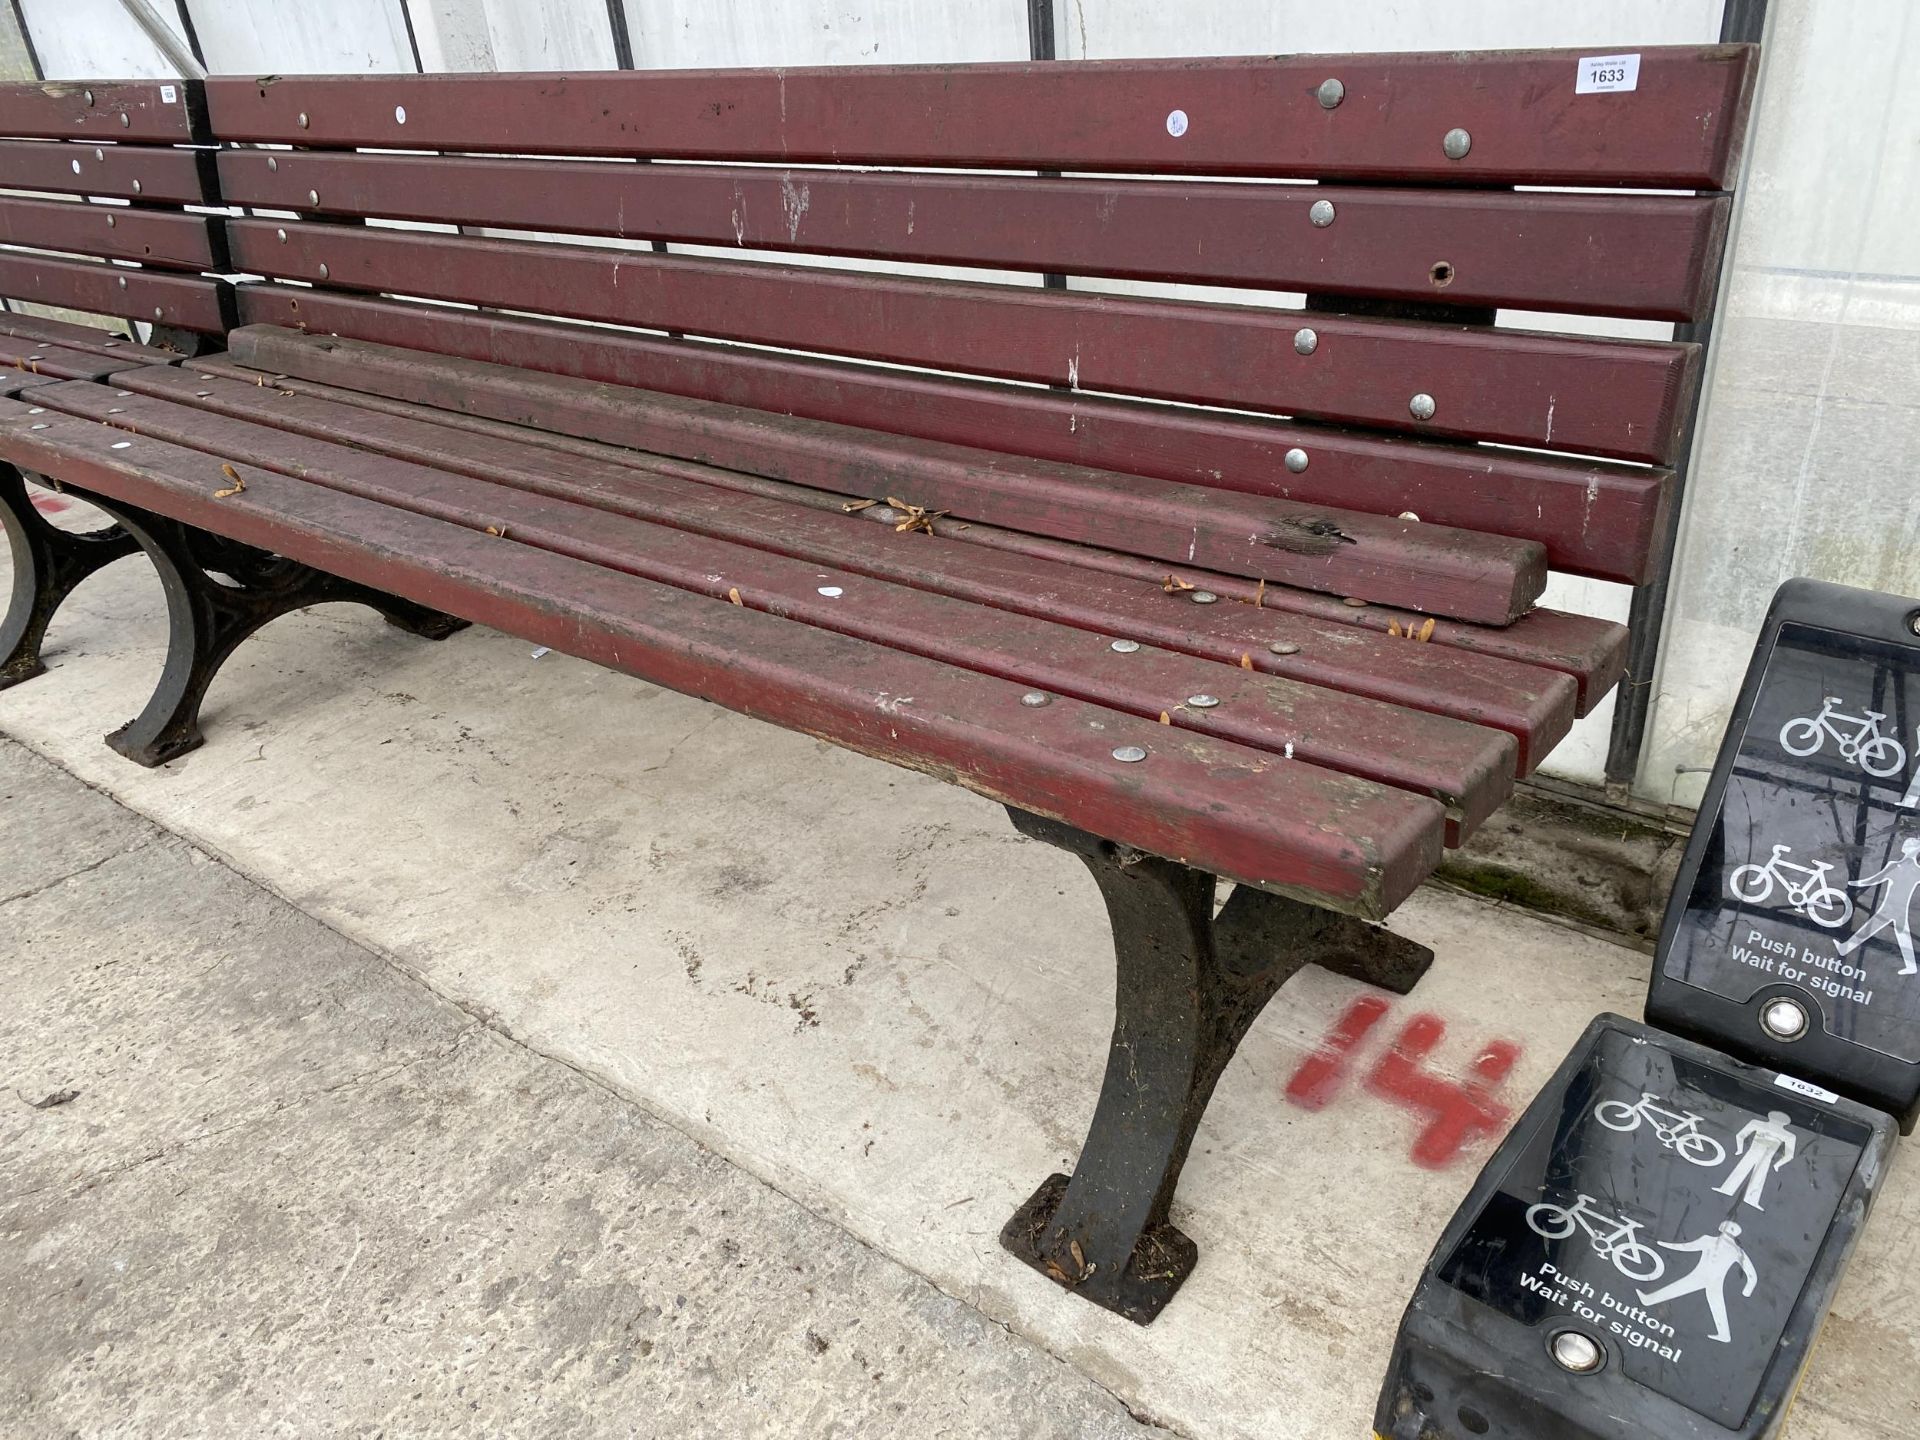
1713, 1110, 1797, 1211
1835, 836, 1920, 975
1637, 1220, 1759, 1345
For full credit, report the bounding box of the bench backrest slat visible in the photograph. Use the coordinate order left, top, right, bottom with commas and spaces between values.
205, 48, 1755, 188
0, 196, 220, 271
0, 250, 228, 333
187, 46, 1758, 599
0, 138, 217, 204
233, 287, 1670, 587
0, 78, 204, 143
0, 80, 227, 336
227, 218, 1697, 466
215, 150, 1730, 322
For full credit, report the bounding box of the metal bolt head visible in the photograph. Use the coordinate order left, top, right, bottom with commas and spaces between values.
1269, 641, 1300, 656
1284, 447, 1309, 473
1550, 1331, 1603, 1374
1908, 610, 1920, 638
308, 189, 320, 205
1293, 327, 1318, 356
118, 112, 129, 128
1442, 127, 1472, 160
1762, 997, 1809, 1042
816, 585, 843, 598
1409, 392, 1437, 421
1190, 590, 1218, 605
117, 275, 127, 289
83, 89, 93, 106
298, 111, 310, 128
1316, 78, 1344, 109
1112, 745, 1148, 763
131, 178, 142, 194
394, 105, 408, 124
276, 227, 288, 243
70, 158, 81, 174
1309, 199, 1336, 228
1020, 691, 1051, 708
105, 214, 116, 228
318, 263, 330, 279
1186, 694, 1220, 709
267, 155, 278, 171
1110, 639, 1140, 654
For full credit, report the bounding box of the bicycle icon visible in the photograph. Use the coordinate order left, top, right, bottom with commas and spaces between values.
1594, 1092, 1728, 1167
1728, 843, 1855, 929
1780, 697, 1909, 779
1525, 1193, 1667, 1283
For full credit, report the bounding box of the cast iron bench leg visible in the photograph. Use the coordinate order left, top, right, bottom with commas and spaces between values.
1000, 807, 1434, 1324
79, 494, 469, 768
1, 466, 142, 690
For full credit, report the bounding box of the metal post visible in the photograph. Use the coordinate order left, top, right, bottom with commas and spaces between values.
1603, 0, 1771, 787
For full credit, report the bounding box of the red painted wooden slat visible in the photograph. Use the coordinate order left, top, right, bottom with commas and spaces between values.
0, 79, 202, 143
198, 339, 1624, 715
0, 138, 216, 204
215, 149, 1730, 322
35, 374, 1518, 838
0, 313, 177, 361
226, 224, 1697, 464
0, 196, 218, 270
0, 338, 151, 381
222, 326, 1547, 624
0, 252, 228, 332
0, 395, 1446, 914
127, 359, 1577, 768
230, 291, 1670, 586
204, 49, 1756, 188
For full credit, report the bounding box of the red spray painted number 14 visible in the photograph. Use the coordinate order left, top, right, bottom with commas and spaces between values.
1284, 996, 1524, 1169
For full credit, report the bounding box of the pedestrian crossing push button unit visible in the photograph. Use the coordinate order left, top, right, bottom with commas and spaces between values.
1650, 579, 1920, 1126
1374, 1015, 1893, 1440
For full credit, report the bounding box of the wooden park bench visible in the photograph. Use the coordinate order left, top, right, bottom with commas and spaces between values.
0, 46, 1756, 1323
0, 78, 238, 702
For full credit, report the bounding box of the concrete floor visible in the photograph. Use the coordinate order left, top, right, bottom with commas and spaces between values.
3, 537, 1919, 1438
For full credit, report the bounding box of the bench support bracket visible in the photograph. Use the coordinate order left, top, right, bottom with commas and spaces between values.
999, 808, 1433, 1324
76, 494, 470, 767
1, 466, 142, 690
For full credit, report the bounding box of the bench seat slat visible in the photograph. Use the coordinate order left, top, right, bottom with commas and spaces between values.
121, 360, 1577, 769
0, 313, 176, 361
222, 327, 1548, 625
194, 339, 1620, 721
205, 49, 1756, 188
231, 289, 1670, 587
0, 251, 229, 332
0, 195, 219, 270
0, 338, 155, 381
0, 394, 1447, 915
215, 150, 1730, 322
228, 221, 1698, 465
0, 138, 217, 205
37, 374, 1519, 839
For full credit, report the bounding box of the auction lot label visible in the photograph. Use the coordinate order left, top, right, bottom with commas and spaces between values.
1437, 1025, 1877, 1428
1664, 622, 1920, 1060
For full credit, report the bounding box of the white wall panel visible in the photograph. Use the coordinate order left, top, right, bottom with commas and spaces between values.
19, 0, 187, 77
186, 0, 415, 74
621, 0, 1026, 68
1056, 0, 1721, 59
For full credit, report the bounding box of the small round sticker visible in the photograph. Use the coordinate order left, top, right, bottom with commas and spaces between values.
1165, 109, 1189, 138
